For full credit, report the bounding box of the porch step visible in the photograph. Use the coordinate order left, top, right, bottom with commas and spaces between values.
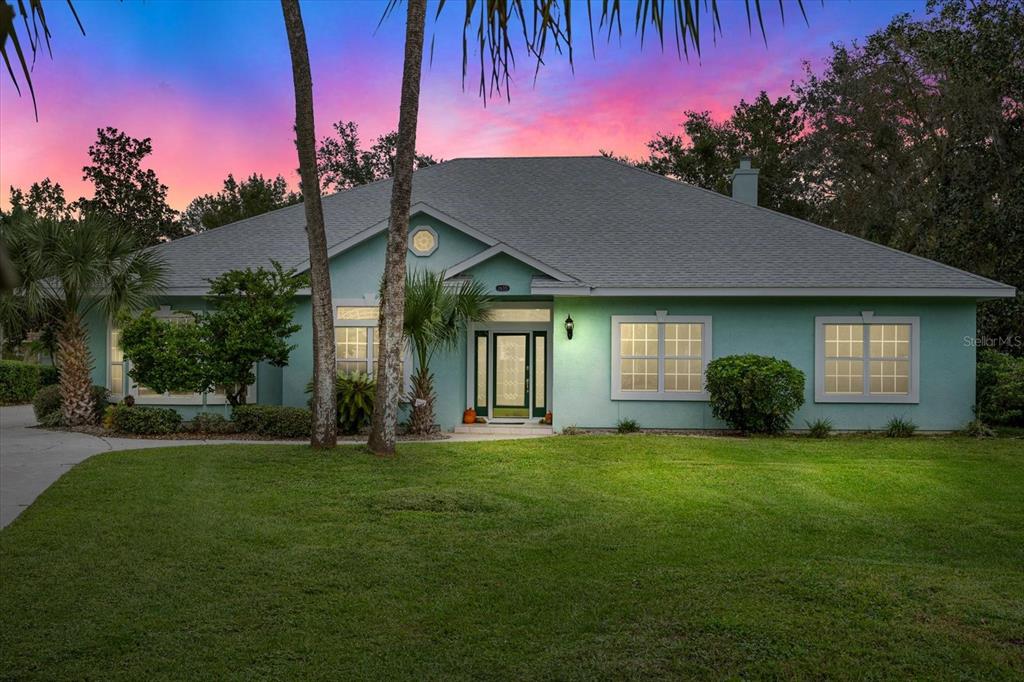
453, 423, 554, 436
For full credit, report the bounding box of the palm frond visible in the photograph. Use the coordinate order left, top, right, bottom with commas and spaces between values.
389, 0, 807, 103
1, 0, 86, 120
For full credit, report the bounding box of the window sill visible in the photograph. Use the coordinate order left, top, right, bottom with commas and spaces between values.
612, 391, 709, 402
814, 393, 919, 404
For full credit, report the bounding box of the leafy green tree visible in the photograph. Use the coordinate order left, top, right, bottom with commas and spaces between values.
119, 263, 304, 406
316, 120, 439, 192
0, 214, 165, 424
118, 312, 209, 396
75, 127, 181, 245
200, 263, 305, 405
181, 173, 301, 232
618, 92, 811, 218
402, 270, 491, 435
795, 0, 1024, 351
6, 179, 71, 221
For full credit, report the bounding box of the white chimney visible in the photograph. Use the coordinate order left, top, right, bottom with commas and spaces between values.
731, 157, 759, 206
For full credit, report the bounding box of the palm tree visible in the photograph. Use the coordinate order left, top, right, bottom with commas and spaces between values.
368, 0, 806, 453
280, 0, 337, 449
0, 214, 165, 425
403, 270, 491, 435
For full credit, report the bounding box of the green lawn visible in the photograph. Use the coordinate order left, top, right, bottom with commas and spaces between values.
2, 436, 1023, 680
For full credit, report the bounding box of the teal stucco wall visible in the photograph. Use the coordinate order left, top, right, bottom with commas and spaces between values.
551, 297, 977, 432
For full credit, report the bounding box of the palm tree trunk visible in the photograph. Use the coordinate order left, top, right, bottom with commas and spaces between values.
56, 313, 94, 426
408, 365, 435, 435
368, 0, 427, 455
281, 0, 337, 449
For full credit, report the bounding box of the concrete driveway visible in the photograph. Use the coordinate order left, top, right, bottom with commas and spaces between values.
0, 405, 201, 528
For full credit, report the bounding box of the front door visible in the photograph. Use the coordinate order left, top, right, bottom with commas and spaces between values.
492, 333, 530, 418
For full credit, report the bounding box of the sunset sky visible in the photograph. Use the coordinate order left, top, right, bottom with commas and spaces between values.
0, 0, 926, 212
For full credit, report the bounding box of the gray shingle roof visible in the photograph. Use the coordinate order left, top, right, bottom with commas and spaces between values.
152, 156, 1014, 296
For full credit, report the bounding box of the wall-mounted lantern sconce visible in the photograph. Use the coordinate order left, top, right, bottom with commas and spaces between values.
564, 314, 574, 340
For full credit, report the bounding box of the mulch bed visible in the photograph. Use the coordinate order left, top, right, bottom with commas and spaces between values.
43, 425, 449, 442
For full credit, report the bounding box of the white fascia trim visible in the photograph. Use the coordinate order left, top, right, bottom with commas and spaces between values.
445, 243, 577, 283
290, 202, 499, 273
530, 285, 1017, 299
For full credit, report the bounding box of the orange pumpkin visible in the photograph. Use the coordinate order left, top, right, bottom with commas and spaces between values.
463, 408, 477, 424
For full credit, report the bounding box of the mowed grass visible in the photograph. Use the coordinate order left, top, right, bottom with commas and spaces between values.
2, 436, 1023, 680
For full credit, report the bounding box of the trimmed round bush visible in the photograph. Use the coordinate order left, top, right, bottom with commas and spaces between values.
1, 360, 58, 404
32, 384, 110, 426
109, 405, 183, 435
705, 354, 806, 434
232, 404, 311, 438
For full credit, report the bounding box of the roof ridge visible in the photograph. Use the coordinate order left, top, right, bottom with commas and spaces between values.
602, 156, 1011, 290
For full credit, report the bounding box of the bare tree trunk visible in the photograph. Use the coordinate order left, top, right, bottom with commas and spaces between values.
281, 0, 337, 449
56, 313, 95, 426
368, 0, 427, 455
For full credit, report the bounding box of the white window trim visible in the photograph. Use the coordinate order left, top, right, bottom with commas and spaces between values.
611, 314, 712, 401
814, 313, 920, 404
334, 298, 412, 393
111, 308, 254, 406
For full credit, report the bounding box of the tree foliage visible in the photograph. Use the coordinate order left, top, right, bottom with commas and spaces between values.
619, 92, 811, 217
6, 179, 71, 221
402, 269, 491, 434
75, 127, 181, 245
795, 0, 1023, 348
0, 213, 165, 424
181, 173, 301, 232
316, 120, 439, 192
118, 312, 208, 396
118, 263, 305, 406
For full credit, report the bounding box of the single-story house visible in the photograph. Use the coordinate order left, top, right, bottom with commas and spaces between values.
87, 156, 1015, 432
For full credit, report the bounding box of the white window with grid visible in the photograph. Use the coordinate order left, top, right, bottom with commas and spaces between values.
334, 302, 410, 388
815, 314, 919, 403
611, 314, 711, 401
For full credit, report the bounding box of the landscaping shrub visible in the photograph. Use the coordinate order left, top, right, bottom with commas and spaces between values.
0, 360, 58, 404
976, 349, 1024, 426
189, 412, 237, 435
561, 425, 583, 435
805, 418, 834, 438
32, 384, 109, 426
232, 404, 311, 438
306, 371, 376, 434
32, 384, 62, 422
961, 419, 995, 438
616, 418, 640, 434
336, 371, 375, 434
109, 405, 183, 435
705, 355, 806, 434
885, 416, 917, 438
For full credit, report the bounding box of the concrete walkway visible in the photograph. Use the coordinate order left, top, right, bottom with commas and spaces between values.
0, 405, 548, 528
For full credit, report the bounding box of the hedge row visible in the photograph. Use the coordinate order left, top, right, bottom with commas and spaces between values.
232, 404, 311, 438
1, 360, 59, 404
108, 405, 183, 435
